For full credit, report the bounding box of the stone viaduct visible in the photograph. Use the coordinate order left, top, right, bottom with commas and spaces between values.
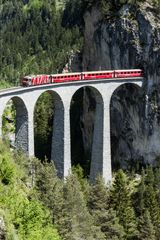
0, 78, 143, 182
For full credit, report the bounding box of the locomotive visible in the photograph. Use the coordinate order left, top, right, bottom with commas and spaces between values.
21, 69, 143, 87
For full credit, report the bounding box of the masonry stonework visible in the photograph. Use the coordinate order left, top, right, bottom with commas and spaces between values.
0, 79, 142, 182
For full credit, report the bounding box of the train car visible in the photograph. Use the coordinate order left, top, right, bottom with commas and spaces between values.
21, 69, 143, 87
82, 70, 114, 80
32, 75, 49, 85
21, 76, 33, 87
114, 69, 143, 78
50, 72, 81, 83
21, 75, 50, 86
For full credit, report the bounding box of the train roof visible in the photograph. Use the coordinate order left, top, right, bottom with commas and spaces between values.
50, 72, 81, 76
114, 69, 142, 72
82, 69, 142, 74
23, 74, 50, 78
82, 70, 114, 74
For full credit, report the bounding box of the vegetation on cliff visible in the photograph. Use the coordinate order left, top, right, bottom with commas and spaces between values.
0, 0, 83, 85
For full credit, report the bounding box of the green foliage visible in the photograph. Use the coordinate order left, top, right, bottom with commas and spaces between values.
1, 0, 83, 85
0, 142, 18, 184
138, 209, 156, 240
88, 176, 109, 211
83, 0, 160, 17
2, 101, 16, 137
27, 0, 43, 10
134, 166, 160, 239
1, 141, 160, 239
56, 174, 105, 240
110, 170, 138, 239
0, 80, 13, 89
88, 176, 125, 239
72, 164, 90, 198
0, 141, 61, 240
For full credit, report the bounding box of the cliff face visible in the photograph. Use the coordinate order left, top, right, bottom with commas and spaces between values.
73, 1, 160, 168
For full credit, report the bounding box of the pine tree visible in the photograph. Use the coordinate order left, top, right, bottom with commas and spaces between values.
88, 176, 125, 239
34, 159, 64, 224
144, 167, 160, 239
57, 174, 105, 240
134, 168, 145, 215
88, 176, 109, 211
138, 209, 156, 240
93, 209, 125, 240
110, 170, 138, 239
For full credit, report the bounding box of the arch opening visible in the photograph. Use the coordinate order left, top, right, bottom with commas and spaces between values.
2, 97, 28, 152
110, 83, 143, 172
70, 86, 104, 179
34, 90, 64, 165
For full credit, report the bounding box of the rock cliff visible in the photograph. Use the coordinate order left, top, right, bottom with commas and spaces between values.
72, 1, 160, 169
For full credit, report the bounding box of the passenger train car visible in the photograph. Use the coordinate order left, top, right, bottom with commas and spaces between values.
21, 69, 143, 87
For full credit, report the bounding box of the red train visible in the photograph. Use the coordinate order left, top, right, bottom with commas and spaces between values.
21, 69, 143, 87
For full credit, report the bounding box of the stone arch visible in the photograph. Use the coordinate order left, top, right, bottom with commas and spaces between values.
34, 90, 65, 177
2, 96, 29, 152
70, 85, 104, 181
109, 82, 142, 170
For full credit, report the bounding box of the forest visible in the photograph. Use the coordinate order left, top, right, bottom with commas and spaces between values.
1, 0, 160, 86
0, 0, 160, 239
0, 141, 160, 239
0, 0, 83, 85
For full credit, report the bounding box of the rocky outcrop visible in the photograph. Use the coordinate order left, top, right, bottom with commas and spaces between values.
72, 1, 160, 169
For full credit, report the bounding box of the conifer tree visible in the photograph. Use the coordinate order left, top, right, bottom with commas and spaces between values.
110, 170, 138, 239
34, 159, 64, 223
88, 176, 125, 239
57, 174, 105, 240
88, 176, 109, 211
134, 168, 145, 215
138, 209, 156, 240
93, 209, 125, 240
144, 167, 160, 239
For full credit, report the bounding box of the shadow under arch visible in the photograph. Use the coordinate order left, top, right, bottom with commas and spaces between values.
70, 86, 104, 181
110, 82, 143, 171
2, 96, 28, 152
34, 90, 65, 173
